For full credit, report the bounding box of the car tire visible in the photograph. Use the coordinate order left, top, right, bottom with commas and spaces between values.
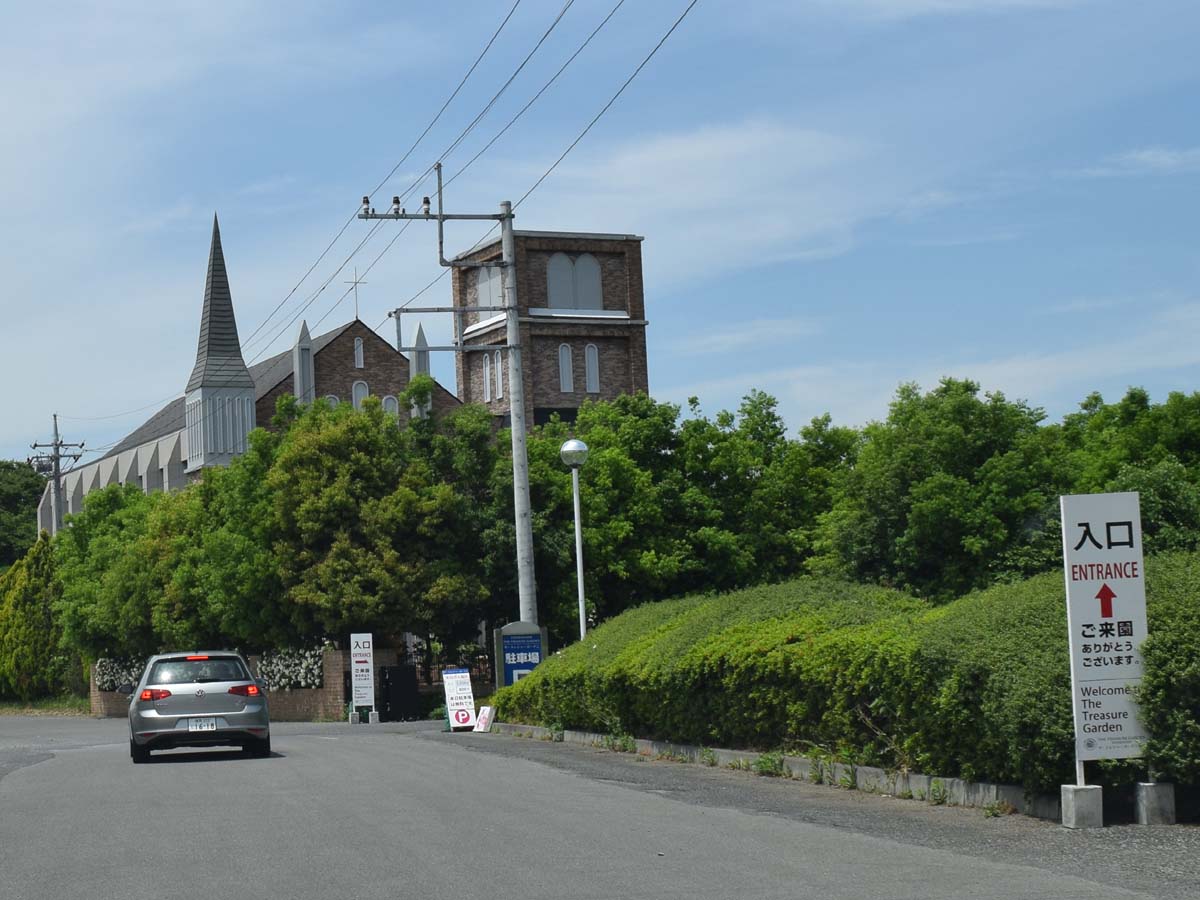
247, 735, 271, 758
130, 738, 150, 764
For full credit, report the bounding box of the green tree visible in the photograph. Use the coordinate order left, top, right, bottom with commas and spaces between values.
0, 535, 65, 700
0, 461, 46, 571
54, 484, 158, 658
812, 379, 1055, 599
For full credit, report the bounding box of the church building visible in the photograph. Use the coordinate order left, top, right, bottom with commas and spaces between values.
37, 217, 649, 534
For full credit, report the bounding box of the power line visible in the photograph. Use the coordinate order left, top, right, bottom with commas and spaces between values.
59, 7, 523, 428
238, 1, 525, 352
377, 0, 700, 321
244, 0, 579, 364
515, 0, 700, 209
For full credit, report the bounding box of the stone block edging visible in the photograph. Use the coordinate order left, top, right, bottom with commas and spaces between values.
488, 721, 1060, 821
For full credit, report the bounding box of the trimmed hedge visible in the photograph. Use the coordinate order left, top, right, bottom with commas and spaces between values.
494, 555, 1200, 792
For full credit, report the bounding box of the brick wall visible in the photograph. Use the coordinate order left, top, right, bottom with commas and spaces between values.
254, 320, 462, 426
452, 232, 649, 426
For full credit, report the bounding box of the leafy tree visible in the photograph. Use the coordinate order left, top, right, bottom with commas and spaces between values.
54, 484, 158, 658
0, 535, 66, 700
812, 379, 1053, 599
0, 461, 46, 570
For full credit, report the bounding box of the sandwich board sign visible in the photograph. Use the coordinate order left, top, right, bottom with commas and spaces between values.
350, 632, 375, 709
442, 668, 477, 730
1059, 492, 1149, 762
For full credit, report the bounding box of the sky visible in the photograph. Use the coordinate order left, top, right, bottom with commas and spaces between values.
2, 0, 1199, 462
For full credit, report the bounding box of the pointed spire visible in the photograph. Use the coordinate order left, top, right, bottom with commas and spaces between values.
292, 320, 314, 404
413, 322, 430, 377
186, 214, 253, 393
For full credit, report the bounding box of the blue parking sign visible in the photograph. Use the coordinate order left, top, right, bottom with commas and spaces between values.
501, 633, 543, 686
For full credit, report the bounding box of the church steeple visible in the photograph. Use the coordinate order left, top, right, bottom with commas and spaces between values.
184, 214, 256, 474
186, 214, 253, 392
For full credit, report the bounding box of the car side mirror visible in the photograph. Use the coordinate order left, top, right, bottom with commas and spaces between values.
257, 677, 269, 691
116, 683, 134, 695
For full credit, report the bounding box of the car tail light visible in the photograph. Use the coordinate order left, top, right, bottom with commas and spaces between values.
185, 655, 209, 660
228, 684, 260, 697
140, 689, 172, 701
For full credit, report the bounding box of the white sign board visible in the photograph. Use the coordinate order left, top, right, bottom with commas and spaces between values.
442, 668, 476, 730
350, 632, 375, 709
473, 706, 495, 733
1060, 492, 1149, 761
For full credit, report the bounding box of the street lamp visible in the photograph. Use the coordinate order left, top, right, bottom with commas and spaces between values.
560, 438, 589, 640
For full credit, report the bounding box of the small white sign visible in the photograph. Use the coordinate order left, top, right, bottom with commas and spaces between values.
473, 706, 495, 733
1060, 492, 1149, 761
350, 632, 375, 709
442, 668, 476, 730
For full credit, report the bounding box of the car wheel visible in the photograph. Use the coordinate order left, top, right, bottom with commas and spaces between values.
130, 738, 150, 764
247, 735, 271, 758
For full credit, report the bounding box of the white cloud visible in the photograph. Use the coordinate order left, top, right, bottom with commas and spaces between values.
670, 317, 824, 355
1075, 146, 1200, 178
499, 117, 956, 288
796, 0, 1087, 21
658, 301, 1200, 432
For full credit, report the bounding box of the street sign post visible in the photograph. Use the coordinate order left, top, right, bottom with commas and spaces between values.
1060, 492, 1149, 777
350, 632, 375, 718
442, 668, 477, 731
494, 620, 548, 690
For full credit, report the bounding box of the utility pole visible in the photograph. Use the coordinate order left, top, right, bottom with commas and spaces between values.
360, 163, 539, 625
28, 414, 84, 534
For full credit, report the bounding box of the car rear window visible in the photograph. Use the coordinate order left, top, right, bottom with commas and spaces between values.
147, 657, 249, 685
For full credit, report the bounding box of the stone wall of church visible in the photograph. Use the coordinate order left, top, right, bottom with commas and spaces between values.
314, 322, 409, 407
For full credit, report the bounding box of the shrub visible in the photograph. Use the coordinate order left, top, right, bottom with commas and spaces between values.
494, 556, 1200, 793
256, 645, 328, 690
94, 656, 147, 692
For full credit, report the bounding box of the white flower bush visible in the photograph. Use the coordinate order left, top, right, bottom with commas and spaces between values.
94, 657, 147, 692
257, 645, 328, 691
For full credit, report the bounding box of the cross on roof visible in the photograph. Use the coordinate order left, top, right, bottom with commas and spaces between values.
344, 267, 368, 319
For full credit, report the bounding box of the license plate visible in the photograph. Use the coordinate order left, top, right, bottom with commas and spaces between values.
188, 717, 217, 732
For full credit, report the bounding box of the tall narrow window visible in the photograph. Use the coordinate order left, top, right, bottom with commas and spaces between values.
483, 353, 492, 402
574, 254, 603, 309
585, 344, 600, 393
558, 343, 574, 393
354, 337, 364, 368
382, 395, 399, 418
324, 395, 339, 406
547, 253, 574, 308
494, 350, 503, 399
352, 380, 369, 410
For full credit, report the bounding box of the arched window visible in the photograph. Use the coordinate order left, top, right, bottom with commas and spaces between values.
354, 337, 364, 369
574, 254, 603, 309
547, 253, 574, 308
585, 343, 600, 393
382, 395, 399, 419
324, 395, 339, 406
494, 350, 503, 399
477, 265, 502, 307
483, 353, 492, 402
352, 380, 369, 410
558, 343, 574, 393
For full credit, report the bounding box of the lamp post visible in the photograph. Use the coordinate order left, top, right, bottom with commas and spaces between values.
560, 438, 589, 640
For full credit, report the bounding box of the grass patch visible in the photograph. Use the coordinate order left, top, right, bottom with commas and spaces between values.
0, 695, 90, 716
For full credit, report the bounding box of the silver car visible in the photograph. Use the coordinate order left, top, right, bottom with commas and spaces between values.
118, 651, 271, 762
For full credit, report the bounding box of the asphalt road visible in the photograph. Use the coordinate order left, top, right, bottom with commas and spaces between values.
1, 716, 1196, 900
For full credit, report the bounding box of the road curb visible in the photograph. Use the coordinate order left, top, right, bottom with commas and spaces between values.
487, 721, 1061, 821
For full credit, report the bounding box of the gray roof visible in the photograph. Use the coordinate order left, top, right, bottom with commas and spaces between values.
185, 215, 254, 393
99, 397, 186, 462
97, 323, 355, 462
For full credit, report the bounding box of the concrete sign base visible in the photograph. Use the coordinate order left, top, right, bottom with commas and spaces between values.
1061, 785, 1103, 828
1135, 782, 1175, 825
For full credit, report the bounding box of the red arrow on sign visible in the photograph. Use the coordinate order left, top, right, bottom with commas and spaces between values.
1096, 583, 1116, 618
